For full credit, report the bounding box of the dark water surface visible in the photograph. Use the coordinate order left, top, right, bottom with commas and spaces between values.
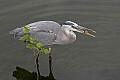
0, 0, 120, 80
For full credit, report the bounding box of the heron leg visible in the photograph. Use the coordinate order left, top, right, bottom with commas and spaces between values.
48, 46, 52, 75
33, 50, 41, 80
48, 45, 55, 79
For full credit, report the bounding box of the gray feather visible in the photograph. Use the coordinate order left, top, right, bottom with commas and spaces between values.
9, 27, 24, 38
10, 21, 61, 45
27, 21, 61, 45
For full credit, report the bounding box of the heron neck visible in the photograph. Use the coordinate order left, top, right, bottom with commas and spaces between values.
61, 25, 76, 42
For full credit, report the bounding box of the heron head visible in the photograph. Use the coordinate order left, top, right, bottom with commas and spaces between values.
63, 21, 96, 37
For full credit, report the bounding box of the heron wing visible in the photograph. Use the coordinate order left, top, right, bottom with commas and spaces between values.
27, 21, 61, 34
26, 21, 61, 45
30, 31, 56, 45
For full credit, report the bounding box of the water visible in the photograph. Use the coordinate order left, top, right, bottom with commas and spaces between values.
0, 0, 120, 80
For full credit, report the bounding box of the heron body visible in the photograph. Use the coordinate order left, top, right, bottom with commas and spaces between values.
10, 21, 96, 78
10, 21, 96, 45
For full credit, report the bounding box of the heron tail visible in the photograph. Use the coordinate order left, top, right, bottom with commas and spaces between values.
9, 27, 24, 39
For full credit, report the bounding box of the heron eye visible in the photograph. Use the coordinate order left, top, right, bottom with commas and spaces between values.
72, 26, 75, 28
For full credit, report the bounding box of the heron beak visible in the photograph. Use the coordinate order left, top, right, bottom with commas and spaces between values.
77, 26, 96, 38
84, 30, 96, 37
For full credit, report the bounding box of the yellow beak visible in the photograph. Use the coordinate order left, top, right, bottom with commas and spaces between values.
84, 30, 95, 37
79, 29, 96, 38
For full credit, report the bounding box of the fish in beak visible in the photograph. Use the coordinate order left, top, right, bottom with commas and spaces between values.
76, 26, 96, 37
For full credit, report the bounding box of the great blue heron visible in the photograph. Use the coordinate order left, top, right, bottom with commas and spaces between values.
10, 20, 96, 78
10, 21, 96, 45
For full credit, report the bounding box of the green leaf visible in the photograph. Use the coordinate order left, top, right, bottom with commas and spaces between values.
21, 37, 26, 42
26, 44, 34, 49
30, 40, 36, 44
24, 26, 30, 33
43, 49, 49, 54
39, 48, 43, 52
36, 43, 43, 48
21, 34, 30, 41
29, 37, 36, 44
